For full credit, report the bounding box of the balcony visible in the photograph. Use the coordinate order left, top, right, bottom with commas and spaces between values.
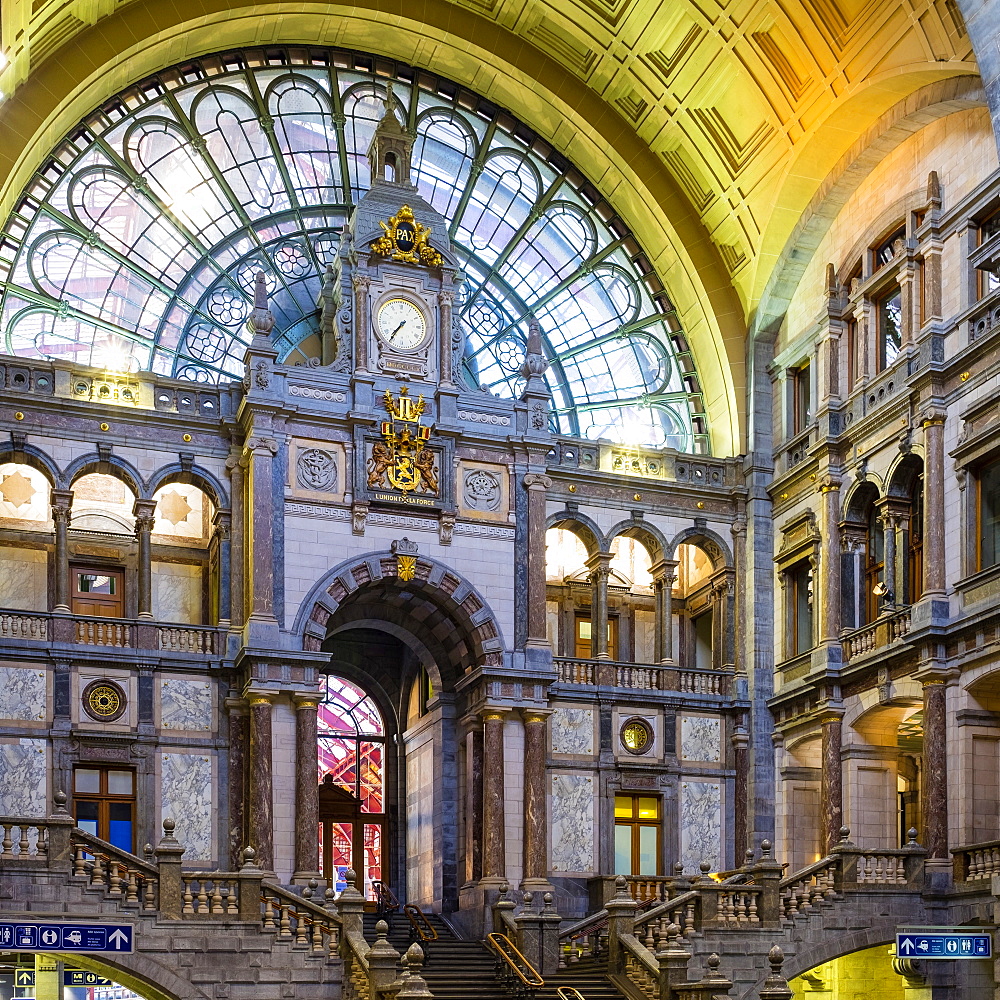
0, 609, 224, 655
840, 606, 911, 660
553, 656, 731, 696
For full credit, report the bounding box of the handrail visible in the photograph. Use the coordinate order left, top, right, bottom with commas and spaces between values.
373, 880, 400, 912
487, 932, 545, 989
557, 989, 587, 1000
777, 854, 833, 890
260, 881, 341, 956
403, 903, 438, 942
71, 829, 159, 877
559, 908, 608, 941
633, 889, 700, 928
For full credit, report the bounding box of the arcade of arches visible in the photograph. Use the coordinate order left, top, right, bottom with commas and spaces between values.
6, 2, 1000, 998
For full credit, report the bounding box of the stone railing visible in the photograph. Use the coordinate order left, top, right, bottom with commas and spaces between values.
71, 828, 160, 911
262, 880, 341, 959
553, 658, 730, 696
841, 607, 912, 660
951, 839, 1000, 881
0, 608, 224, 655
0, 817, 53, 860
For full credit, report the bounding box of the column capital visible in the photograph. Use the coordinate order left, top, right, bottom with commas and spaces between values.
520, 708, 551, 725
482, 708, 508, 723
50, 488, 74, 511
133, 497, 157, 529
919, 408, 946, 428
817, 474, 842, 494
523, 472, 552, 491
585, 550, 613, 574
246, 690, 275, 707
293, 692, 322, 710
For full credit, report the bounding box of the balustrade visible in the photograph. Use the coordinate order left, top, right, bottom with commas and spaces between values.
0, 613, 48, 640
70, 830, 159, 911
0, 820, 47, 859
841, 607, 911, 660
952, 839, 1000, 880
158, 625, 220, 654
75, 618, 133, 647
553, 657, 729, 696
182, 874, 240, 915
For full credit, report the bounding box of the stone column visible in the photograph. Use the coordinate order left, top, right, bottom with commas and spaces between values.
226, 451, 246, 628
523, 474, 552, 648
819, 478, 842, 640
921, 412, 946, 597
465, 727, 484, 883
51, 489, 73, 612
732, 724, 750, 862
133, 498, 157, 619
213, 510, 232, 628
482, 710, 507, 880
248, 691, 274, 872
353, 274, 371, 373
922, 679, 948, 859
586, 552, 613, 659
652, 560, 677, 663
438, 288, 455, 386
227, 699, 248, 869
820, 713, 844, 853
245, 436, 279, 625
521, 710, 549, 889
293, 693, 321, 881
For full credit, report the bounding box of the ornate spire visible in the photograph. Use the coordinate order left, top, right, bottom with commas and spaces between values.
247, 271, 275, 341
519, 314, 548, 379
367, 81, 414, 186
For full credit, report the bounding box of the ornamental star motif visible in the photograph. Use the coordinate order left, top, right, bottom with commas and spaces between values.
158, 489, 193, 525
0, 472, 36, 509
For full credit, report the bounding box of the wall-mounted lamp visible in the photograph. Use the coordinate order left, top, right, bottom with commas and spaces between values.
872, 581, 894, 603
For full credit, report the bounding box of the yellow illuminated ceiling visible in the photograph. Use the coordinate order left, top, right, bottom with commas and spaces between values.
0, 0, 981, 455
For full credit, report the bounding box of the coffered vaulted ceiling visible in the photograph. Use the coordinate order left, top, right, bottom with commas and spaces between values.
0, 0, 983, 452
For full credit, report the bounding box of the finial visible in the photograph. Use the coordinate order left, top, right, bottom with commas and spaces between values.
376, 919, 388, 939
745, 848, 755, 864
519, 315, 548, 379
707, 954, 721, 973
247, 271, 275, 339
346, 868, 357, 888
303, 878, 317, 899
241, 845, 258, 869
53, 789, 67, 813
907, 828, 918, 845
839, 826, 851, 843
522, 890, 533, 907
163, 817, 175, 835
760, 840, 772, 859
674, 861, 685, 876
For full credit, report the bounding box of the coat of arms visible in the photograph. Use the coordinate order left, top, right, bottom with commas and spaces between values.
370, 205, 444, 267
367, 386, 439, 495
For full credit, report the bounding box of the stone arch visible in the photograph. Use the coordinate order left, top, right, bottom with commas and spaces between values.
842, 478, 883, 523
605, 517, 668, 565
64, 452, 146, 498
50, 951, 206, 1000
546, 509, 605, 556
0, 443, 59, 487
885, 452, 924, 499
148, 461, 229, 510
666, 525, 733, 569
294, 551, 506, 688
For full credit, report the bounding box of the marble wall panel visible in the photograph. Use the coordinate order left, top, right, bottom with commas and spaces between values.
551, 707, 594, 755
679, 780, 721, 873
550, 773, 595, 873
160, 678, 213, 732
0, 666, 46, 722
680, 716, 722, 762
0, 739, 46, 815
406, 738, 435, 903
153, 562, 203, 624
161, 753, 213, 862
0, 548, 48, 612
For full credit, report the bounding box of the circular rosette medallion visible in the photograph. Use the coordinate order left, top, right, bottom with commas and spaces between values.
82, 680, 127, 723
620, 717, 653, 755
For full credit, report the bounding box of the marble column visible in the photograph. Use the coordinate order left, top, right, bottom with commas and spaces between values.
521, 710, 548, 888
465, 728, 484, 883
293, 694, 321, 881
51, 489, 73, 612
922, 679, 948, 859
921, 412, 946, 597
245, 435, 279, 624
133, 498, 157, 619
213, 510, 232, 628
651, 560, 677, 663
820, 714, 844, 853
438, 288, 455, 386
819, 478, 842, 641
586, 552, 613, 659
228, 700, 248, 868
523, 474, 552, 647
353, 274, 371, 373
248, 691, 274, 871
482, 710, 506, 880
732, 724, 749, 862
226, 451, 246, 628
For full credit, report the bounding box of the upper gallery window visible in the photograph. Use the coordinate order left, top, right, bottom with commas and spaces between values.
877, 286, 903, 371
0, 49, 705, 452
787, 560, 813, 657
979, 211, 1000, 298
978, 456, 1000, 571
874, 226, 906, 271
790, 362, 811, 435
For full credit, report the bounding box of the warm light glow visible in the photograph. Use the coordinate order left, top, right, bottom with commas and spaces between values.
545, 527, 589, 582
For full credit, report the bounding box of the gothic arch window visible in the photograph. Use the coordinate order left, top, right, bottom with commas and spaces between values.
0, 47, 705, 451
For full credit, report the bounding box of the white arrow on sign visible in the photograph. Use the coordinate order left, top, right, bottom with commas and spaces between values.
899, 938, 915, 954
108, 929, 130, 950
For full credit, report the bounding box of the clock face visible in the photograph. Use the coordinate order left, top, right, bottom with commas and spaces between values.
621, 718, 653, 755
377, 298, 427, 351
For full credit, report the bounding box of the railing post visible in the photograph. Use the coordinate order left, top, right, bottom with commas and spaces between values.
367, 919, 401, 996
237, 846, 264, 921
829, 827, 860, 886
693, 863, 718, 923
676, 954, 732, 998
605, 876, 637, 975
47, 790, 75, 868
901, 828, 928, 889
397, 943, 433, 998
656, 923, 690, 999
154, 818, 185, 919
748, 841, 784, 926
539, 891, 563, 977
336, 868, 367, 943
757, 946, 793, 1000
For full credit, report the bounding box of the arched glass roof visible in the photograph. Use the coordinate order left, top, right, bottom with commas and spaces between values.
0, 48, 708, 450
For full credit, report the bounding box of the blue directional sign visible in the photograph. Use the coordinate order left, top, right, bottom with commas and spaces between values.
0, 923, 133, 953
896, 931, 992, 960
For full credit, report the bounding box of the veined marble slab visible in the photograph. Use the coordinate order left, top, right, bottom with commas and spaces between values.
550, 773, 594, 873
551, 707, 594, 755
161, 678, 212, 731
0, 666, 46, 722
680, 716, 721, 762
0, 739, 46, 816
161, 753, 213, 862
680, 780, 721, 874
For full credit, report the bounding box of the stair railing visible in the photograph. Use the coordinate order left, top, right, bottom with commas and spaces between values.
70, 828, 160, 911
404, 904, 438, 944
556, 988, 587, 1000
487, 932, 545, 998
373, 880, 400, 917
261, 879, 341, 961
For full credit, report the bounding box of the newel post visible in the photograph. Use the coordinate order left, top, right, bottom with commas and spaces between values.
46, 790, 75, 868
237, 846, 264, 921
154, 818, 185, 919
605, 876, 637, 975
748, 841, 785, 926
656, 923, 691, 997
336, 868, 367, 943
367, 920, 401, 996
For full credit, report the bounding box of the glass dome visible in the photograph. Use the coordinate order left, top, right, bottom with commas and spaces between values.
0, 48, 708, 450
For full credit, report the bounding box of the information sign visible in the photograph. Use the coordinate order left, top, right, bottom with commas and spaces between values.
0, 923, 133, 953
896, 931, 992, 960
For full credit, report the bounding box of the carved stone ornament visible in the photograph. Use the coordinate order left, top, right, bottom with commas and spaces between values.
463, 469, 502, 512
371, 205, 444, 267
82, 679, 127, 723
296, 449, 338, 492
392, 536, 419, 581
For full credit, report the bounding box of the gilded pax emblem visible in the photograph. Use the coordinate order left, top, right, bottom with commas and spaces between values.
367, 386, 439, 496
371, 205, 444, 267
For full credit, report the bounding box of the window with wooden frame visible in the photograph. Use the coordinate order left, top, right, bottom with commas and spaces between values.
978, 456, 1000, 571
614, 794, 661, 876
846, 318, 859, 392
877, 286, 902, 372
907, 475, 924, 604
788, 560, 814, 656
575, 613, 618, 659
73, 767, 135, 852
864, 505, 885, 625
790, 363, 811, 435
979, 210, 1000, 299
874, 226, 906, 271
71, 566, 125, 618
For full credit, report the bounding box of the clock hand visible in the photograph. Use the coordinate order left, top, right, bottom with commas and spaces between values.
389, 320, 406, 342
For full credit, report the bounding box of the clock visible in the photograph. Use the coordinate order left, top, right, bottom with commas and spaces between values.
376, 298, 427, 351
621, 717, 653, 755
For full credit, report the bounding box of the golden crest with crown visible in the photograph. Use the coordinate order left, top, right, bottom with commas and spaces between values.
366, 386, 439, 496
371, 205, 444, 267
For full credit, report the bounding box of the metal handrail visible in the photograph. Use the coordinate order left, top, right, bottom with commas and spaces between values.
487, 932, 545, 989
404, 903, 438, 942
373, 880, 400, 913
557, 989, 587, 1000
